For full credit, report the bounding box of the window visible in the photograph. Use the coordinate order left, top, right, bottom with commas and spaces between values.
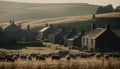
86, 38, 88, 44
91, 39, 94, 45
83, 38, 85, 44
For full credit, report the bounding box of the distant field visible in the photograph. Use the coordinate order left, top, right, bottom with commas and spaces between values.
0, 12, 119, 32
0, 1, 98, 22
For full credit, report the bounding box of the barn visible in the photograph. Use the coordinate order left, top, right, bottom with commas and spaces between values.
82, 23, 120, 52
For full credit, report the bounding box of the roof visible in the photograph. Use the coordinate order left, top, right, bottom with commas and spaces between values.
65, 29, 78, 39
49, 28, 69, 38
67, 33, 81, 41
4, 23, 22, 31
113, 30, 120, 37
83, 28, 106, 39
39, 26, 50, 32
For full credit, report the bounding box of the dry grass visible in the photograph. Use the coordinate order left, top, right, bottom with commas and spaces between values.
0, 42, 120, 69
0, 58, 120, 69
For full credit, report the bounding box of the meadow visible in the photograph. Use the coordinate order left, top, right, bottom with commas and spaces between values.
0, 57, 120, 69
0, 42, 120, 69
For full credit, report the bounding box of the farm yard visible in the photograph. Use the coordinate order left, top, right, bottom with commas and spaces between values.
0, 42, 120, 69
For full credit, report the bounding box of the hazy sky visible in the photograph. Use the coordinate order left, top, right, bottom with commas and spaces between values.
1, 0, 120, 8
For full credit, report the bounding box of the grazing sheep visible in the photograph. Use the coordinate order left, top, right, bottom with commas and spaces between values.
27, 55, 32, 61
51, 55, 61, 61
6, 57, 14, 62
80, 53, 91, 58
65, 55, 71, 61
69, 53, 76, 59
104, 55, 109, 59
36, 55, 46, 61
20, 54, 27, 60
95, 54, 101, 59
0, 56, 5, 62
112, 53, 120, 59
12, 55, 18, 60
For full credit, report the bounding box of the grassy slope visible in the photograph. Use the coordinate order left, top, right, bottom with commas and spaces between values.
0, 12, 120, 32
0, 1, 98, 22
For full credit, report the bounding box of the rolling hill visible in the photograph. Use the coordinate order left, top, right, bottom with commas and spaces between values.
0, 12, 119, 32
0, 1, 98, 22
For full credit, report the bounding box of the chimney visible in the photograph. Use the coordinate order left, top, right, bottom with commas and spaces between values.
81, 29, 85, 35
92, 14, 96, 24
105, 24, 111, 31
12, 20, 14, 24
50, 24, 53, 27
45, 23, 48, 27
27, 25, 30, 31
9, 20, 12, 24
92, 14, 96, 20
91, 23, 96, 30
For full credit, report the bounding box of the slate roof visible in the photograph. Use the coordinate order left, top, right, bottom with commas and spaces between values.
49, 28, 69, 38
113, 30, 120, 37
83, 28, 106, 39
4, 23, 22, 31
67, 33, 81, 41
39, 26, 50, 32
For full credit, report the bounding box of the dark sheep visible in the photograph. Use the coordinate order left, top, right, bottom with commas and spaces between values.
69, 53, 76, 59
6, 57, 14, 62
112, 53, 120, 59
0, 56, 5, 62
51, 55, 61, 61
80, 53, 91, 58
95, 54, 101, 59
20, 54, 27, 60
104, 55, 109, 59
12, 55, 18, 60
36, 55, 46, 61
27, 55, 32, 61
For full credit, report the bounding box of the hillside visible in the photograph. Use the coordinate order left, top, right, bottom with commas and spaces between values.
0, 1, 98, 22
0, 12, 119, 32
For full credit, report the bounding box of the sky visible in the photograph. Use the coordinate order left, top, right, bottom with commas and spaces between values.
1, 0, 120, 8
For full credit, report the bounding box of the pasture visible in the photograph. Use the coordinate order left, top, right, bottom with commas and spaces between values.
0, 42, 120, 69
0, 57, 120, 69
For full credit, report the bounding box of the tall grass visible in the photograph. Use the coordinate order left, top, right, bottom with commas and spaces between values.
0, 60, 120, 69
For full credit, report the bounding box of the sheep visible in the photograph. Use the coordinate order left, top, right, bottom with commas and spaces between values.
20, 54, 27, 60
104, 55, 109, 59
65, 55, 71, 62
51, 55, 61, 61
95, 54, 101, 59
27, 55, 32, 61
0, 56, 5, 62
12, 55, 18, 60
68, 53, 77, 59
6, 56, 14, 62
36, 55, 46, 61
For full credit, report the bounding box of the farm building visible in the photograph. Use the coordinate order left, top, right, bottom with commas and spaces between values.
48, 27, 69, 45
82, 23, 120, 52
0, 20, 42, 46
63, 28, 78, 45
66, 32, 84, 48
37, 24, 55, 41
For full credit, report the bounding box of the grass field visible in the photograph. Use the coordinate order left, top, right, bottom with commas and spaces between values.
0, 56, 120, 69
0, 42, 120, 69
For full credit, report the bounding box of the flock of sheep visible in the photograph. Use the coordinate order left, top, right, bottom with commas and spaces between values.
0, 50, 120, 62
